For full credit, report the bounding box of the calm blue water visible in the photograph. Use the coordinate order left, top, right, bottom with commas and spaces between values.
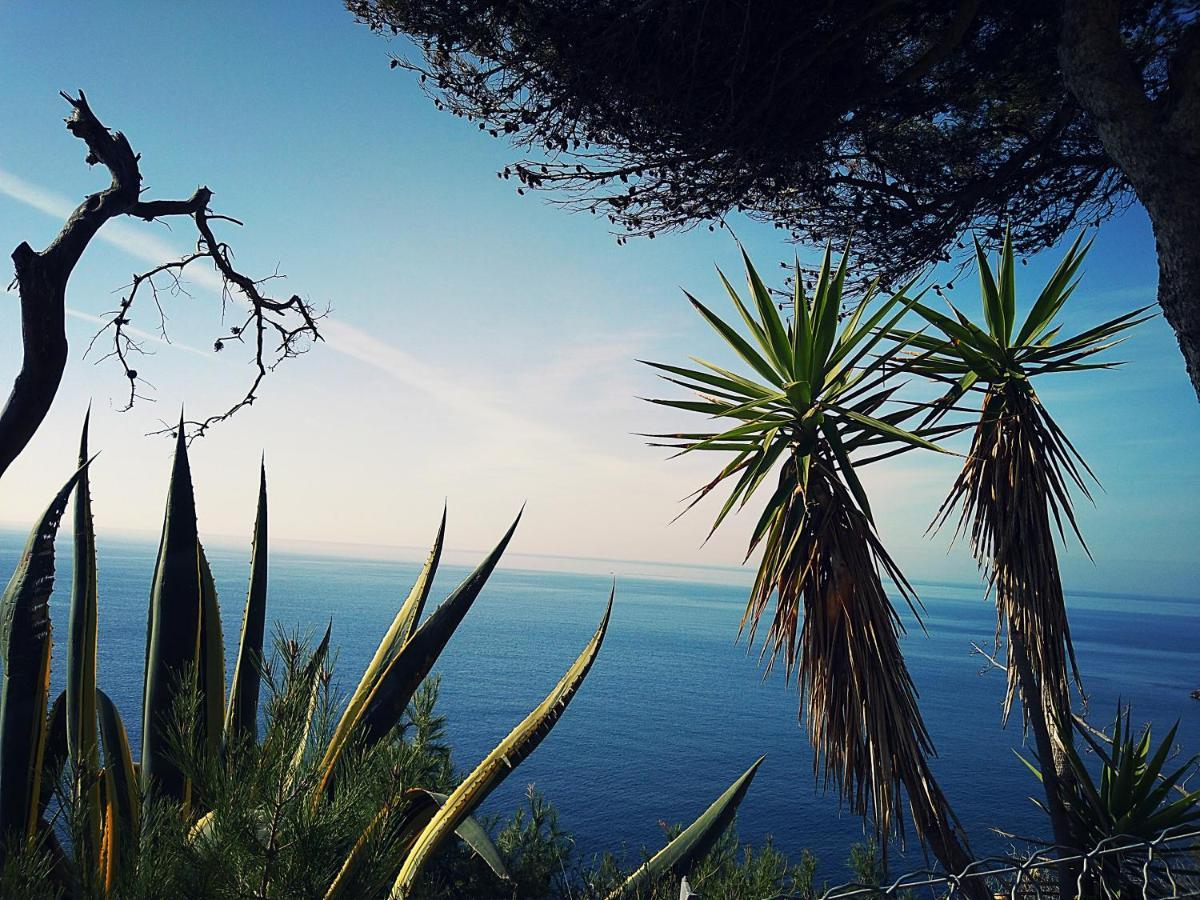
1, 528, 1197, 879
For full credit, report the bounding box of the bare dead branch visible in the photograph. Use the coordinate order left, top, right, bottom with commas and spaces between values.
0, 92, 325, 477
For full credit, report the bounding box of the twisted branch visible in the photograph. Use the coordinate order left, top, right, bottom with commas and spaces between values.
0, 92, 324, 480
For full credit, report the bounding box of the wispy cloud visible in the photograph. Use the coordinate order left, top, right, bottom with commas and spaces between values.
64, 308, 211, 359
0, 166, 644, 472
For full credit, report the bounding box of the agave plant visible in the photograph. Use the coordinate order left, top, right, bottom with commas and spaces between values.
896, 231, 1150, 856
1018, 707, 1200, 896
0, 414, 618, 898
643, 246, 978, 881
1, 413, 770, 899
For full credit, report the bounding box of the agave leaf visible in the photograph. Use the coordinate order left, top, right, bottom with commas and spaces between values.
324, 788, 508, 900
188, 809, 216, 844
339, 514, 520, 761
606, 756, 764, 899
316, 514, 517, 800
226, 461, 270, 745
323, 805, 389, 900
99, 771, 118, 893
197, 544, 225, 762
67, 410, 103, 869
392, 789, 510, 883
98, 689, 139, 894
38, 693, 67, 821
289, 623, 332, 786
426, 791, 509, 883
97, 689, 139, 855
141, 419, 203, 804
316, 511, 449, 803
390, 590, 614, 898
0, 463, 89, 843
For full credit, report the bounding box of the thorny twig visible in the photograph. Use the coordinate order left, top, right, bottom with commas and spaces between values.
26, 91, 325, 445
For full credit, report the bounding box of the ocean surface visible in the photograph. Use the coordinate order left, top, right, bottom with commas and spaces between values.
1, 527, 1197, 882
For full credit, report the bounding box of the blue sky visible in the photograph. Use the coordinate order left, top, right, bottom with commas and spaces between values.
1, 1, 1197, 595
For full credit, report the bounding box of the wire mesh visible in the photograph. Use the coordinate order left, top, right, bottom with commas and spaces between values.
749, 825, 1200, 899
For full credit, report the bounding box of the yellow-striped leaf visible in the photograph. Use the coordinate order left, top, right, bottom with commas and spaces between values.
390, 589, 614, 898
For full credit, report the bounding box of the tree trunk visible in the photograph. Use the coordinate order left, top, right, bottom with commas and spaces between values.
1144, 183, 1200, 402
1057, 0, 1200, 400
1009, 627, 1087, 899
0, 93, 143, 484
0, 246, 69, 481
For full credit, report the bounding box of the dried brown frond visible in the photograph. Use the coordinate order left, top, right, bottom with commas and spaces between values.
936, 383, 1088, 724
742, 453, 969, 863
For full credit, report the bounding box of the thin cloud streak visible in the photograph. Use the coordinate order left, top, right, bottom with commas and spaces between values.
64, 308, 212, 359
1, 167, 643, 473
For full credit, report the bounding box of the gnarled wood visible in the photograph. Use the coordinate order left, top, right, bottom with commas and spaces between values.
1, 92, 322, 482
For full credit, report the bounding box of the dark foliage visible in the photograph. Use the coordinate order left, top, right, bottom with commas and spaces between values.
348, 1, 1191, 283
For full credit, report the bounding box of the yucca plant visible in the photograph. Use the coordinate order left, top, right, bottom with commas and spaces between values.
643, 246, 981, 887
896, 231, 1151, 863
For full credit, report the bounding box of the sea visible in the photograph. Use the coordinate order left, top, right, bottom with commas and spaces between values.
1, 528, 1197, 883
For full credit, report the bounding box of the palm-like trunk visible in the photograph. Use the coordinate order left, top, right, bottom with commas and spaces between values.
944, 386, 1089, 897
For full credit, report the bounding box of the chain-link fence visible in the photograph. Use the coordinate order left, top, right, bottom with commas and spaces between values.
716, 825, 1200, 900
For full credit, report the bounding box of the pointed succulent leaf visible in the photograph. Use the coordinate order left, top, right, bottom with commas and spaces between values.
68, 411, 101, 781
607, 756, 764, 898
197, 544, 225, 760
226, 461, 270, 745
141, 420, 203, 804
289, 623, 332, 785
68, 411, 104, 870
325, 788, 507, 900
0, 463, 89, 842
390, 591, 613, 898
320, 510, 447, 795
97, 689, 140, 886
37, 693, 67, 820
317, 513, 519, 796
354, 514, 519, 748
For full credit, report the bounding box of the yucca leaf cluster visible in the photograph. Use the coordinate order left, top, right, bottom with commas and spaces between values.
897, 232, 1152, 725
645, 233, 1158, 883
645, 249, 968, 859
